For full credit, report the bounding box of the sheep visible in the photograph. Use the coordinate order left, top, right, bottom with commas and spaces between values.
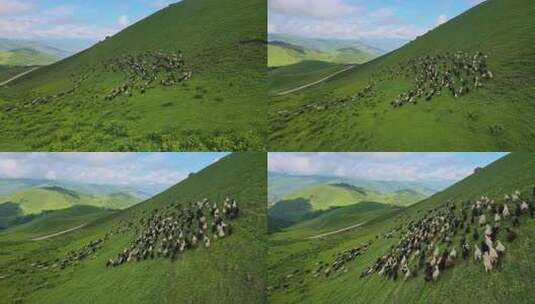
496, 240, 506, 255
479, 214, 486, 226
474, 245, 482, 262
489, 247, 498, 265
520, 201, 529, 213
485, 235, 494, 249
502, 204, 510, 218
432, 266, 440, 281
483, 253, 493, 272
484, 224, 492, 236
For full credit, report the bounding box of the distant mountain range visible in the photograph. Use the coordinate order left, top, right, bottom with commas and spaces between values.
268, 171, 449, 205
0, 180, 149, 229
0, 178, 154, 198
268, 33, 384, 67
0, 38, 86, 66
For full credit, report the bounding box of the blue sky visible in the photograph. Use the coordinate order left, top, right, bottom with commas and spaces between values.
269, 152, 506, 183
0, 0, 178, 42
269, 0, 485, 50
0, 152, 228, 191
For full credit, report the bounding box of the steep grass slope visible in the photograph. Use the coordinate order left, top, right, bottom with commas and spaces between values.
0, 153, 267, 304
0, 0, 266, 151
269, 0, 535, 151
0, 65, 39, 83
269, 153, 535, 304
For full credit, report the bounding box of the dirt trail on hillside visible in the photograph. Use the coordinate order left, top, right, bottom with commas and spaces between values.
0, 67, 39, 86
305, 222, 366, 240
275, 65, 357, 96
31, 223, 87, 241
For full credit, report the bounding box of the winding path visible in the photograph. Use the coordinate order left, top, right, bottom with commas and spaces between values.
305, 222, 366, 240
31, 223, 87, 241
0, 67, 39, 86
275, 65, 357, 96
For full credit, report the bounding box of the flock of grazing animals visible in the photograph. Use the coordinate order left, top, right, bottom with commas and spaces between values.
390, 52, 493, 107
360, 190, 534, 283
313, 242, 371, 278
26, 197, 239, 272
107, 197, 239, 267
2, 50, 191, 113
103, 50, 192, 101
275, 51, 493, 123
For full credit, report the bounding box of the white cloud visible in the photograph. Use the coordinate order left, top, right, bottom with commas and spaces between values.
269, 153, 501, 182
269, 0, 359, 19
0, 153, 193, 189
118, 15, 129, 27
0, 0, 34, 16
436, 14, 448, 26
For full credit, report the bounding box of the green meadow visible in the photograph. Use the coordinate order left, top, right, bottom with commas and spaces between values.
0, 0, 266, 152
268, 153, 535, 303
0, 153, 267, 304
269, 0, 535, 151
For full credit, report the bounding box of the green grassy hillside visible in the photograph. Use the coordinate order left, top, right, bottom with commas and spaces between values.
284, 183, 426, 210
0, 178, 150, 199
0, 205, 117, 239
0, 0, 266, 151
0, 152, 267, 304
269, 60, 346, 95
0, 186, 141, 214
0, 65, 39, 83
268, 153, 535, 304
269, 0, 535, 151
267, 172, 439, 206
268, 183, 426, 232
0, 49, 58, 66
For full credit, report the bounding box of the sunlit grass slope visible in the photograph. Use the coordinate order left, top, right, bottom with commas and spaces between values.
269, 153, 535, 304
269, 0, 535, 151
0, 152, 267, 304
0, 0, 266, 151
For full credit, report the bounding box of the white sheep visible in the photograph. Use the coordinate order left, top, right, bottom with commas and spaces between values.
496, 240, 506, 254
433, 266, 440, 281
484, 224, 492, 236
489, 247, 498, 265
503, 204, 510, 218
479, 214, 486, 226
483, 253, 493, 272
474, 246, 482, 262
521, 201, 529, 212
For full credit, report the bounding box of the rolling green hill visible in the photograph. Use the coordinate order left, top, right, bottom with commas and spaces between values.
268, 153, 535, 304
0, 186, 142, 229
269, 0, 535, 151
268, 41, 375, 67
282, 183, 426, 209
0, 48, 58, 66
268, 183, 427, 232
0, 0, 266, 151
0, 152, 267, 303
0, 178, 151, 199
268, 172, 440, 206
